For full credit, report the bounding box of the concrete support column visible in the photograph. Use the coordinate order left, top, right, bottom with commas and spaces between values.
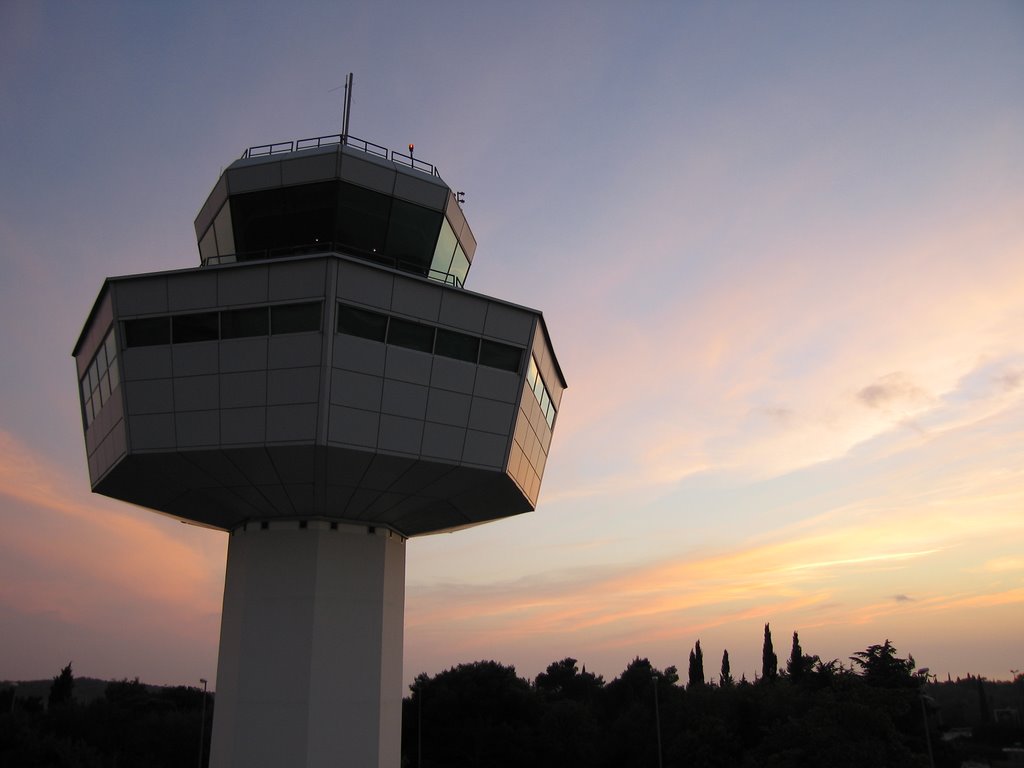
209, 521, 406, 768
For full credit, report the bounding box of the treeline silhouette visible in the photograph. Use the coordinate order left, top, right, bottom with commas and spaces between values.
0, 665, 211, 768
400, 628, 1024, 768
1, 628, 1021, 767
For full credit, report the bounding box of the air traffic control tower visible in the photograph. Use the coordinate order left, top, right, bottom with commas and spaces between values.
72, 132, 565, 767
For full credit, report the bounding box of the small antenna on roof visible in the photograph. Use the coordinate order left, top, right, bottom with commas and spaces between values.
342, 73, 353, 144
329, 73, 354, 143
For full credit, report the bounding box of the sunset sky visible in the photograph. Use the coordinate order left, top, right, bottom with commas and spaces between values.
2, 1, 1022, 689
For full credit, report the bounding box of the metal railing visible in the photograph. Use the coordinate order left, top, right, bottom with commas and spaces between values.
241, 133, 440, 178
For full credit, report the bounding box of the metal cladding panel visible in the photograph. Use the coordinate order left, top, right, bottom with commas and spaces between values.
280, 149, 340, 186
227, 161, 283, 194
437, 290, 487, 334
393, 172, 448, 211
168, 271, 218, 311
338, 153, 397, 195
194, 173, 228, 242
116, 277, 168, 316
218, 265, 270, 305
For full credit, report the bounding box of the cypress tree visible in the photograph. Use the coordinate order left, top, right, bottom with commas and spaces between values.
762, 624, 777, 682
720, 649, 733, 687
687, 640, 705, 688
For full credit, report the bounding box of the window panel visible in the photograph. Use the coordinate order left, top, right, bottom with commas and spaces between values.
480, 340, 522, 373
387, 317, 434, 353
336, 182, 391, 257
172, 312, 219, 344
104, 331, 117, 364
385, 199, 442, 276
435, 328, 478, 363
449, 245, 470, 288
100, 373, 111, 403
125, 317, 171, 347
107, 358, 119, 391
221, 307, 269, 339
337, 305, 388, 342
428, 218, 458, 282
271, 302, 321, 334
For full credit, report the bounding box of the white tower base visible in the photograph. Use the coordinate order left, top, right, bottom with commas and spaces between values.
209, 521, 406, 768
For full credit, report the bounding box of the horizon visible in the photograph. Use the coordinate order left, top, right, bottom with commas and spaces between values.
1, 1, 1022, 691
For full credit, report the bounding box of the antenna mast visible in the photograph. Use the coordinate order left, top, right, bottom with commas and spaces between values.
342, 72, 353, 144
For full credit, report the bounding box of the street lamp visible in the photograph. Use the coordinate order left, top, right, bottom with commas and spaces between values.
198, 678, 208, 768
651, 673, 664, 768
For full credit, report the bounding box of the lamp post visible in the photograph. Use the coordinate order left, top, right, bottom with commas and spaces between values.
198, 678, 208, 768
651, 672, 664, 768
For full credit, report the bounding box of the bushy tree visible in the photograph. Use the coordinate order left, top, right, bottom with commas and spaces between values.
850, 640, 919, 688
48, 663, 74, 710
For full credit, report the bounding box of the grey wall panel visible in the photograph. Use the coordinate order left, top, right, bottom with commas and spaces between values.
195, 173, 228, 241
425, 389, 471, 428
473, 368, 519, 403
378, 415, 424, 456
330, 369, 383, 410
328, 405, 379, 448
122, 347, 173, 381
116, 278, 168, 316
266, 404, 318, 442
483, 304, 533, 345
391, 279, 442, 322
337, 263, 393, 309
173, 375, 219, 411
462, 430, 507, 469
168, 272, 218, 312
468, 398, 514, 435
437, 291, 487, 333
129, 413, 176, 450
421, 423, 467, 462
384, 347, 431, 386
219, 267, 269, 306
126, 378, 175, 415
333, 335, 386, 376
176, 410, 220, 447
269, 260, 327, 301
281, 151, 339, 185
429, 356, 475, 394
227, 161, 282, 193
380, 380, 428, 420
338, 154, 396, 194
269, 334, 322, 368
393, 173, 448, 211
268, 367, 320, 405
173, 343, 219, 377
221, 371, 267, 408
220, 338, 268, 373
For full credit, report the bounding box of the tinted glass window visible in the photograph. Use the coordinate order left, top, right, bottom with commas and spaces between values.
271, 302, 321, 334
428, 218, 458, 281
479, 340, 522, 373
435, 329, 478, 363
385, 199, 443, 276
336, 182, 391, 257
231, 188, 285, 257
449, 245, 470, 288
282, 181, 337, 251
387, 317, 434, 353
125, 317, 170, 347
337, 305, 388, 342
221, 307, 269, 339
172, 312, 219, 343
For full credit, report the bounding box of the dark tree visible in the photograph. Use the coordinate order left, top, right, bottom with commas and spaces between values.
535, 657, 603, 701
787, 630, 817, 682
850, 640, 919, 688
976, 677, 991, 724
761, 624, 778, 682
688, 640, 705, 689
48, 662, 75, 710
720, 649, 733, 687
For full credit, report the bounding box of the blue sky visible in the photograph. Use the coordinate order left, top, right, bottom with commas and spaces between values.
2, 1, 1023, 687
